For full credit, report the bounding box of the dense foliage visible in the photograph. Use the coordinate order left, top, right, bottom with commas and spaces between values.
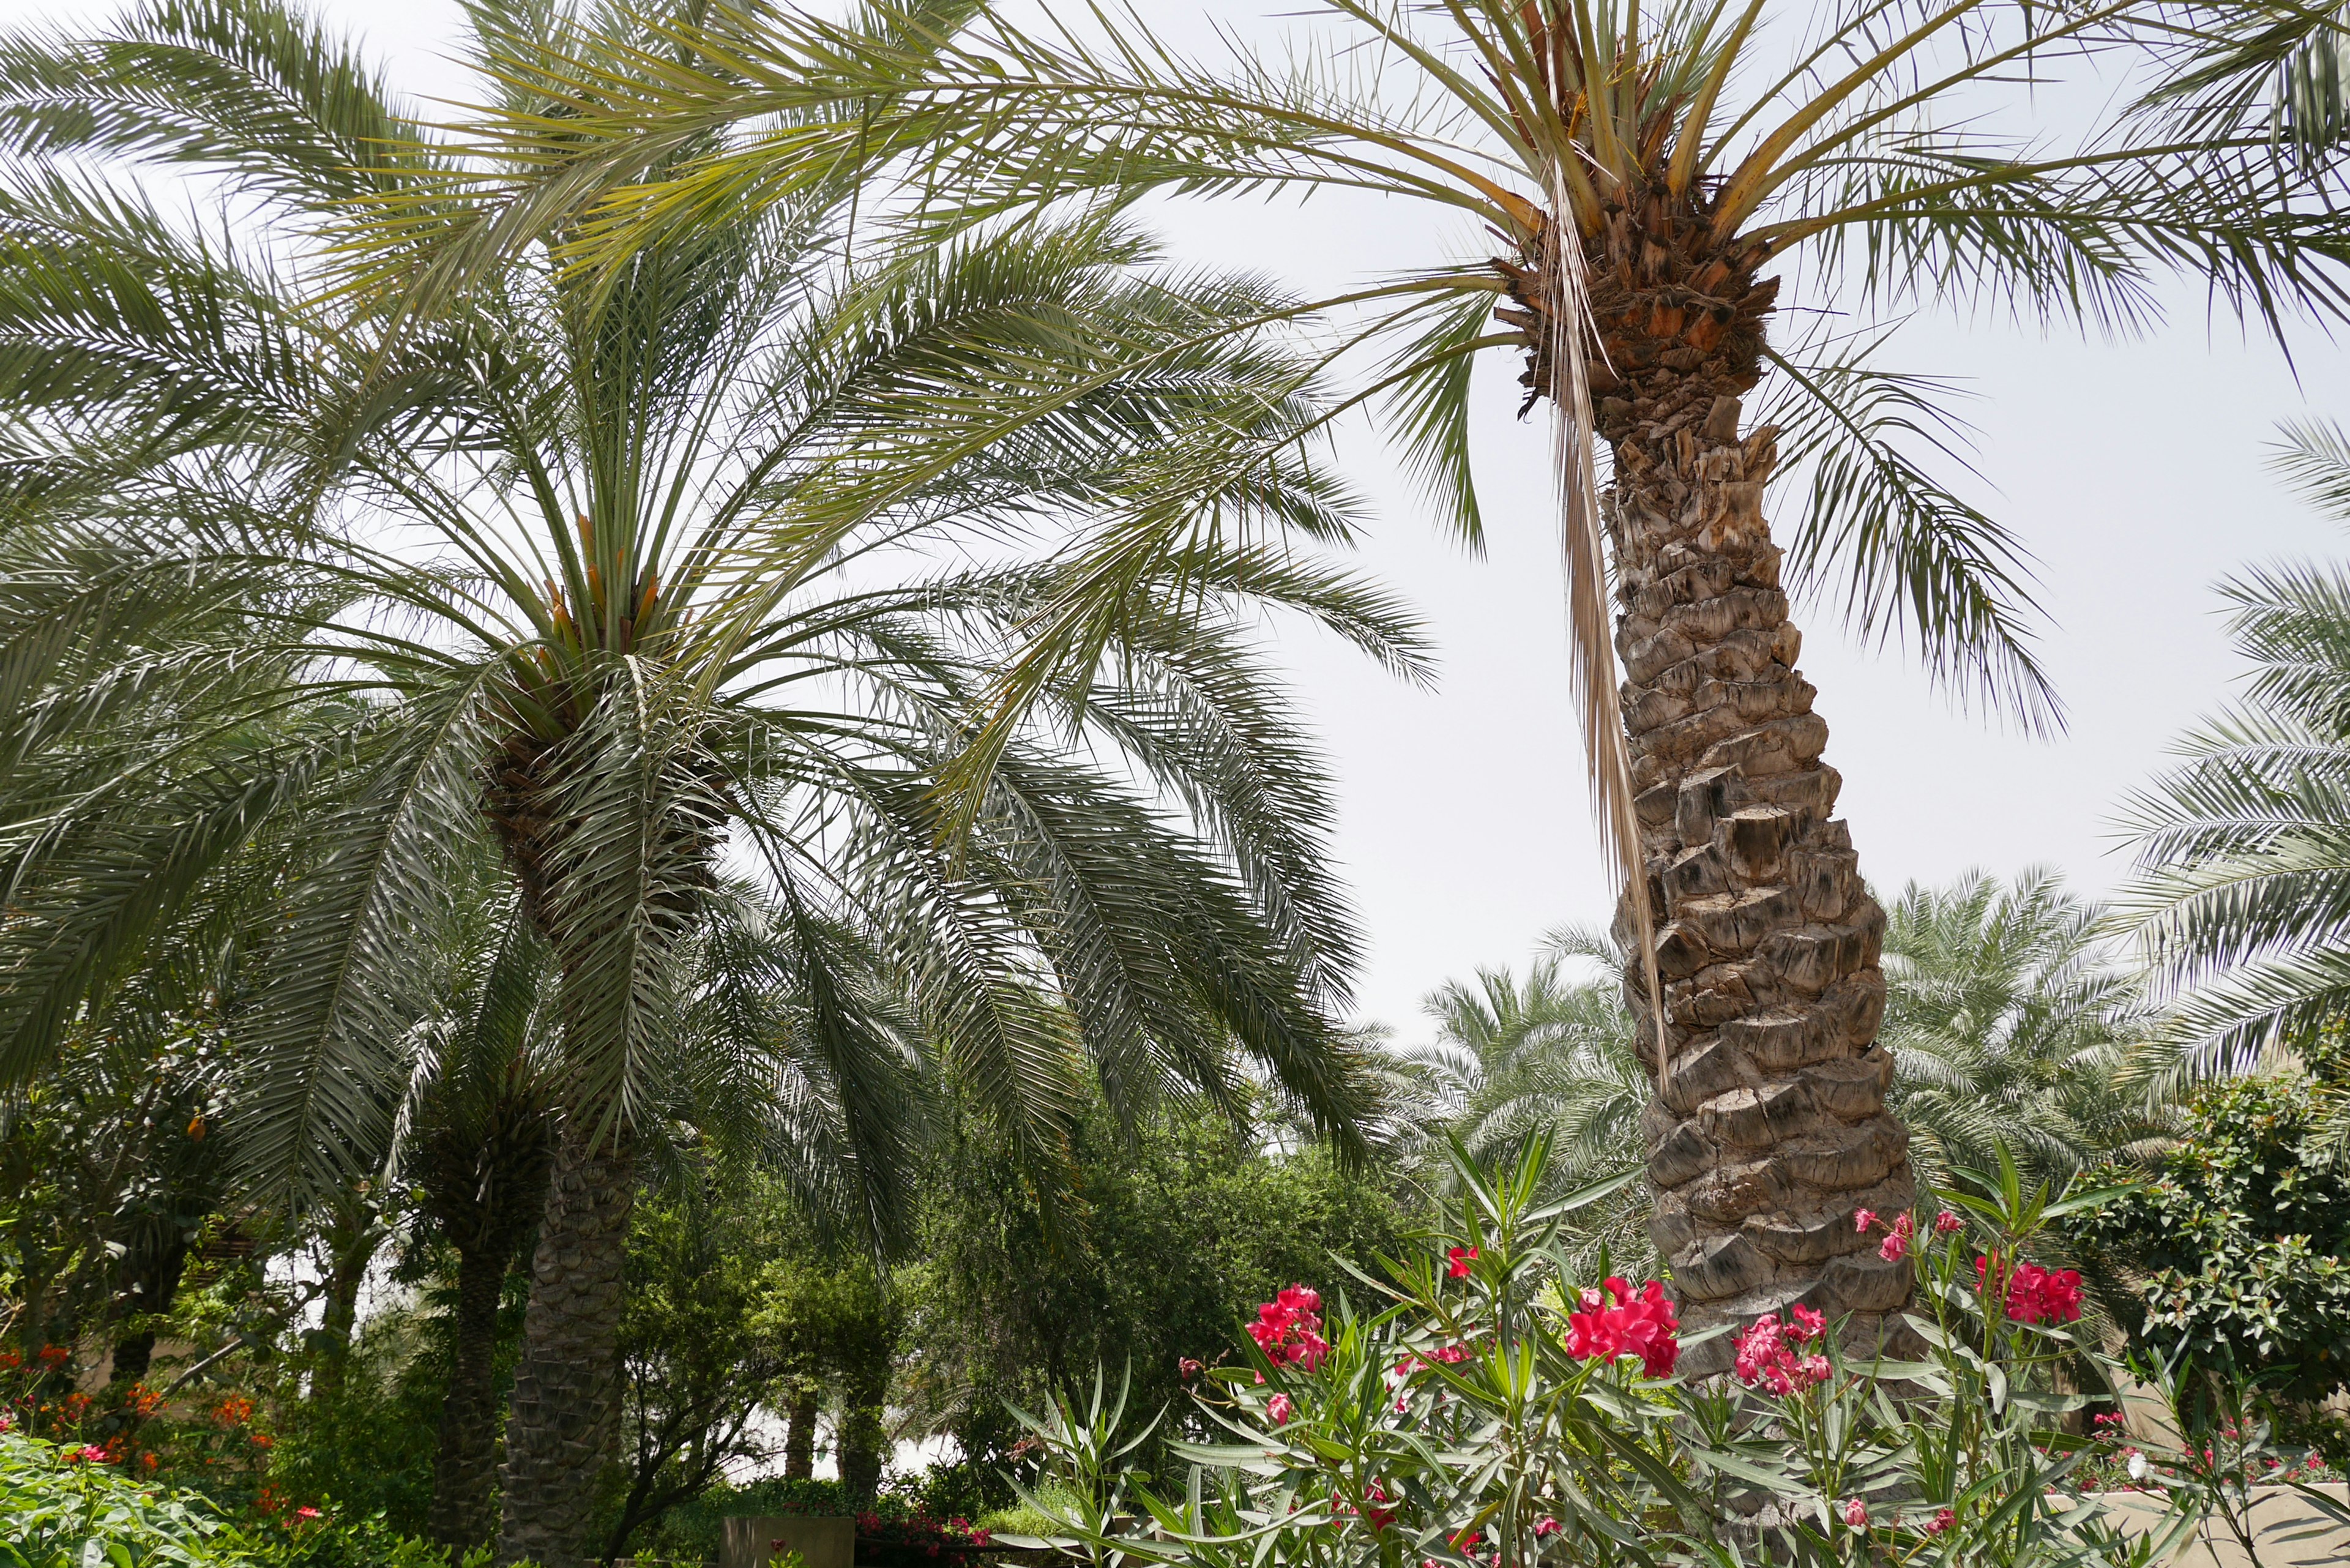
2077, 1066, 2350, 1406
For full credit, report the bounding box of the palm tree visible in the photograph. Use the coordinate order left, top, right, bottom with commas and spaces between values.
1389, 928, 1652, 1271
0, 3, 1408, 1558
2119, 420, 2350, 1091
1878, 869, 2169, 1193
458, 0, 2350, 1364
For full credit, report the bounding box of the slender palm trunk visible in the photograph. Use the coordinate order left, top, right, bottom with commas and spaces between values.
496, 1122, 634, 1568
431, 1239, 511, 1550
1507, 192, 1918, 1372
784, 1385, 818, 1479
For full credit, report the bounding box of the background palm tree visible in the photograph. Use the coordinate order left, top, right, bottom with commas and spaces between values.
0, 2, 1411, 1558
1878, 869, 2170, 1193
465, 0, 2350, 1365
2120, 420, 2350, 1091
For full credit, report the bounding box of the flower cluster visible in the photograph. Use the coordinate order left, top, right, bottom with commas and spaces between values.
1975, 1257, 2084, 1324
1857, 1209, 1915, 1262
1563, 1277, 1679, 1377
1731, 1305, 1831, 1396
1333, 1479, 1397, 1532
852, 1509, 992, 1564
1248, 1286, 1330, 1372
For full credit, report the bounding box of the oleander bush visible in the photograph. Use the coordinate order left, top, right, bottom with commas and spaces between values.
1009, 1140, 2350, 1567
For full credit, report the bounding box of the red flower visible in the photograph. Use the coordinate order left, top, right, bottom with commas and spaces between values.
36, 1345, 70, 1368
296, 1507, 323, 1520
1925, 1507, 1955, 1536
1431, 1345, 1471, 1364
1267, 1393, 1296, 1425
1852, 1209, 1879, 1233
1841, 1498, 1868, 1528
1788, 1304, 1826, 1340
1565, 1277, 1679, 1376
1178, 1357, 1203, 1379
1248, 1288, 1331, 1372
1975, 1257, 2084, 1324
1934, 1210, 1964, 1234
1878, 1213, 1915, 1263
1446, 1247, 1479, 1279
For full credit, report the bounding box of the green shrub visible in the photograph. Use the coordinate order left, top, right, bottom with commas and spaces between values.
0, 1428, 455, 1568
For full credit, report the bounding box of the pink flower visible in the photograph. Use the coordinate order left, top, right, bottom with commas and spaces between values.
1431, 1344, 1471, 1364
1925, 1507, 1955, 1536
1564, 1277, 1679, 1376
1877, 1212, 1915, 1263
1789, 1304, 1826, 1340
296, 1507, 323, 1521
1178, 1357, 1203, 1379
1853, 1209, 1879, 1233
1248, 1288, 1332, 1370
1841, 1498, 1868, 1528
1267, 1393, 1295, 1425
1733, 1313, 1832, 1396
1934, 1211, 1964, 1234
1447, 1247, 1479, 1279
1533, 1518, 1561, 1539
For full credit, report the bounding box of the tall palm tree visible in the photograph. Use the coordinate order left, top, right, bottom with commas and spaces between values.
1878, 869, 2169, 1193
453, 0, 2350, 1364
0, 3, 1408, 1558
2119, 419, 2350, 1091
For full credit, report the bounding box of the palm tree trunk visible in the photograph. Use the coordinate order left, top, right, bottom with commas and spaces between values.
496, 1122, 634, 1568
1606, 387, 1916, 1373
783, 1384, 818, 1480
430, 1239, 510, 1551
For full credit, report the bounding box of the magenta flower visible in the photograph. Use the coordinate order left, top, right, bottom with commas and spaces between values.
1925, 1507, 1955, 1536
1267, 1393, 1295, 1425
1841, 1498, 1869, 1528
1446, 1246, 1479, 1279
1934, 1210, 1964, 1234
1853, 1209, 1879, 1233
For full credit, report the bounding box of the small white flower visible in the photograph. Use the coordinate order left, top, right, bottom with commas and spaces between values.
2128, 1452, 2149, 1482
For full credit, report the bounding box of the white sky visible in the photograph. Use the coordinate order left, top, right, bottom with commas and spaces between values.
13, 0, 2350, 1038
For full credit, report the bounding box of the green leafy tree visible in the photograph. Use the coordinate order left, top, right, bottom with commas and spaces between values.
904, 1097, 1406, 1491
0, 4, 1403, 1561
2074, 1060, 2350, 1409
463, 0, 2350, 1367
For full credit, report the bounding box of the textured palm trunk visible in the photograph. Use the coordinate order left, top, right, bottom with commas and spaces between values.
496, 1122, 634, 1568
1504, 190, 1917, 1373
430, 1240, 511, 1550
783, 1386, 818, 1479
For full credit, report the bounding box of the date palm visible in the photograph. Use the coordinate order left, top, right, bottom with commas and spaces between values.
465, 0, 2350, 1364
2119, 420, 2350, 1091
0, 2, 1407, 1558
1879, 868, 2168, 1193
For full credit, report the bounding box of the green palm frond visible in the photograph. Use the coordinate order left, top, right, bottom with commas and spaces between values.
2121, 425, 2350, 1089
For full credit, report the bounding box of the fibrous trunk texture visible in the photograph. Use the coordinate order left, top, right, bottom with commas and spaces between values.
1505, 187, 1917, 1373
784, 1386, 818, 1479
496, 1124, 633, 1568
430, 1241, 510, 1549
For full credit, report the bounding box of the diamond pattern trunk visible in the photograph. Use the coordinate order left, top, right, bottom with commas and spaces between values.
496, 1123, 633, 1568
1607, 390, 1915, 1375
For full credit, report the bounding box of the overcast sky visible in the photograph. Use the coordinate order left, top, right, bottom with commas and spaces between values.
14, 0, 2350, 1039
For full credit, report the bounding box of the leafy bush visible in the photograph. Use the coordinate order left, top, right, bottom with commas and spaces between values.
1009, 1142, 2335, 1568
2075, 1069, 2350, 1405
0, 1428, 452, 1568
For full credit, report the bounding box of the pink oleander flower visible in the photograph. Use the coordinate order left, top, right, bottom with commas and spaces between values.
1878, 1212, 1915, 1263
1841, 1498, 1869, 1529
1267, 1393, 1295, 1425
1446, 1246, 1479, 1279
1853, 1209, 1879, 1233
1564, 1277, 1679, 1376
1431, 1344, 1471, 1364
1178, 1357, 1203, 1379
1533, 1518, 1560, 1539
1925, 1508, 1955, 1536
1248, 1286, 1332, 1370
1732, 1313, 1834, 1396
1789, 1304, 1826, 1340
1935, 1210, 1964, 1234
296, 1507, 323, 1521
